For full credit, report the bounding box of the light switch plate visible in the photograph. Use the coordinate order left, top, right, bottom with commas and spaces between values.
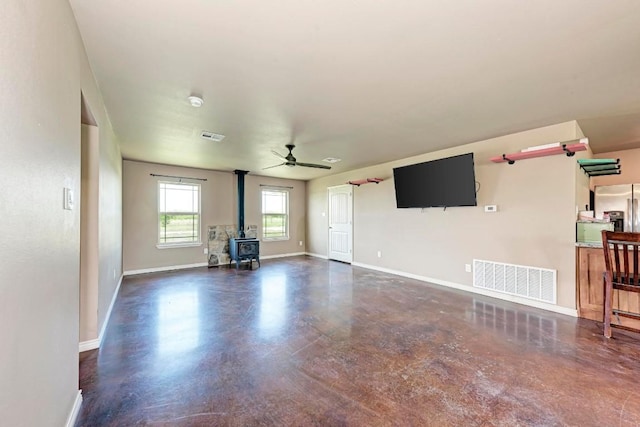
63, 188, 74, 210
484, 205, 497, 213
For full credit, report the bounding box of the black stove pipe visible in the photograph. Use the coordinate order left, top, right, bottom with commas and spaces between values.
234, 170, 248, 238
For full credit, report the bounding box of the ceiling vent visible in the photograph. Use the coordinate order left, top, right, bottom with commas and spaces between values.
200, 131, 225, 142
322, 157, 342, 163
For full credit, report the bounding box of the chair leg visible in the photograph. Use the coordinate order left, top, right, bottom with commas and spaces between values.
603, 272, 613, 338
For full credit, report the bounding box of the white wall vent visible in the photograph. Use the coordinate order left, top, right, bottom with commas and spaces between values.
473, 259, 556, 304
200, 131, 225, 142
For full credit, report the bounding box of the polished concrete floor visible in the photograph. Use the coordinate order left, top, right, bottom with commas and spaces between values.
77, 256, 640, 426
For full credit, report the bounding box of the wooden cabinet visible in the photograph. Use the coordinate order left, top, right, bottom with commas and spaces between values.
576, 246, 640, 330
576, 247, 606, 321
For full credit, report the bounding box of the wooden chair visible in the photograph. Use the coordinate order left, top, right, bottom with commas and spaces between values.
601, 230, 640, 338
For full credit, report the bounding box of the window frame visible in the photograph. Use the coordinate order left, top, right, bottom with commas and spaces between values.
157, 181, 202, 248
261, 187, 290, 241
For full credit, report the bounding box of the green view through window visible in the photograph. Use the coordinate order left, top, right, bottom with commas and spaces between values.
158, 182, 200, 245
262, 189, 288, 240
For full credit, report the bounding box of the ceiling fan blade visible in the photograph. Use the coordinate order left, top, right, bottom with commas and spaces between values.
262, 162, 286, 170
271, 150, 287, 160
296, 162, 332, 170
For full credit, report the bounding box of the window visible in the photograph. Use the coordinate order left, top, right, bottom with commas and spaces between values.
158, 182, 200, 246
262, 188, 289, 240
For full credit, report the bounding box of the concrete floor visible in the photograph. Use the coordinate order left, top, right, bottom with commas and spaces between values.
77, 256, 640, 426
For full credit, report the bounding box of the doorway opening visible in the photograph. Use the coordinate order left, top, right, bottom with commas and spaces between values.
328, 185, 353, 263
79, 92, 99, 359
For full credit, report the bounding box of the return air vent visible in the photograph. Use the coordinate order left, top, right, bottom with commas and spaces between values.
200, 131, 225, 142
473, 259, 556, 304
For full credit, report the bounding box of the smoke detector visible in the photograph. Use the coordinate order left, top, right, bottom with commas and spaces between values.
188, 95, 204, 107
200, 131, 225, 142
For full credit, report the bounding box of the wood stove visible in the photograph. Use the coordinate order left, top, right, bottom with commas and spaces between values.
229, 237, 260, 270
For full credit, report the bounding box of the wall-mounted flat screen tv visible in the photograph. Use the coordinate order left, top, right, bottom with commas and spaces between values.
393, 153, 477, 208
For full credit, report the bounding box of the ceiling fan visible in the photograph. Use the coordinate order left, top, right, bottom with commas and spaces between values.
264, 144, 331, 170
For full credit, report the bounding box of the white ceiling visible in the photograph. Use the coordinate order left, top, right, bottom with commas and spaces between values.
69, 0, 640, 180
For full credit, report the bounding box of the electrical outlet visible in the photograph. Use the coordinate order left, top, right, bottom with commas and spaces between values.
465, 264, 472, 273
113, 269, 116, 279
299, 241, 303, 246
204, 247, 208, 255
484, 205, 498, 213
377, 251, 382, 258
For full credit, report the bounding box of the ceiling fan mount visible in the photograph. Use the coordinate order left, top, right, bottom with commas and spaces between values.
265, 144, 331, 170
283, 144, 297, 166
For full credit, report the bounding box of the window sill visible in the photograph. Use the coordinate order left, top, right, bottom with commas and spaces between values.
156, 242, 203, 249
262, 237, 290, 242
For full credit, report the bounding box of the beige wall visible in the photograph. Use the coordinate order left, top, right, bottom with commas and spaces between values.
575, 124, 592, 211
591, 147, 640, 188
244, 174, 307, 257
123, 161, 306, 272
0, 0, 122, 425
80, 125, 100, 341
308, 122, 585, 311
97, 122, 123, 336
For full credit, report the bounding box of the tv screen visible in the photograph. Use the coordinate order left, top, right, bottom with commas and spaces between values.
393, 153, 477, 208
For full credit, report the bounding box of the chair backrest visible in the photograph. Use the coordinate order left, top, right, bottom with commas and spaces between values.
601, 230, 640, 286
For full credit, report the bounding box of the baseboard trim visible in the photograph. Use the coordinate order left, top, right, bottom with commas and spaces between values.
79, 274, 123, 353
208, 252, 307, 268
305, 252, 329, 260
124, 263, 208, 276
79, 339, 99, 352
65, 390, 82, 427
351, 262, 578, 318
261, 252, 306, 260
98, 273, 123, 343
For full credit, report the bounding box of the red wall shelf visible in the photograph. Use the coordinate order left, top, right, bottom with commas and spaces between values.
347, 178, 383, 186
490, 140, 588, 164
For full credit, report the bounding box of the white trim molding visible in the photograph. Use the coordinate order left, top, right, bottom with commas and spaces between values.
99, 273, 123, 341
79, 273, 124, 353
351, 262, 578, 318
215, 252, 307, 267
124, 262, 208, 276
261, 252, 306, 260
65, 390, 82, 427
305, 252, 329, 260
156, 242, 203, 249
79, 339, 99, 353
125, 256, 308, 272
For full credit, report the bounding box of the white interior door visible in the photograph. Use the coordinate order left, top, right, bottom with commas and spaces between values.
328, 185, 353, 263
